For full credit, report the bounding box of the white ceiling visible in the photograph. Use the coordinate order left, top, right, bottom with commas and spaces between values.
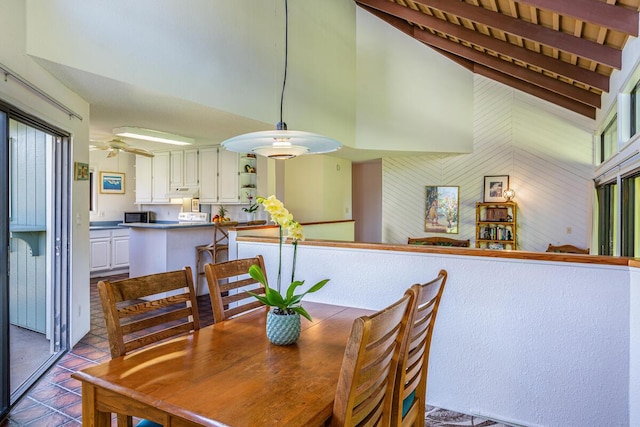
35, 58, 426, 163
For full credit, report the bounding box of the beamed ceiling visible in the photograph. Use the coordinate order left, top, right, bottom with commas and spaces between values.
355, 0, 640, 119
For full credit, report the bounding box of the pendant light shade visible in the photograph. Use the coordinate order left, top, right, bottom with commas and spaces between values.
220, 0, 342, 160
222, 124, 342, 160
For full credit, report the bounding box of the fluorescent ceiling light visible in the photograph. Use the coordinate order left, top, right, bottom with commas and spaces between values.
113, 126, 194, 146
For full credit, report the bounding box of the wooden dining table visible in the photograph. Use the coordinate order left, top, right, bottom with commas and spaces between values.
72, 302, 373, 427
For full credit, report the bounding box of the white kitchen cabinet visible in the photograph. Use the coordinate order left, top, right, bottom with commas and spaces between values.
183, 149, 199, 187
135, 156, 153, 204
199, 147, 219, 203
170, 149, 199, 189
90, 228, 130, 276
218, 149, 239, 203
169, 150, 184, 188
152, 151, 170, 203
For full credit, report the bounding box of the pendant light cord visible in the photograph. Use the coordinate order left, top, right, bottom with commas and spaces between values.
278, 0, 288, 129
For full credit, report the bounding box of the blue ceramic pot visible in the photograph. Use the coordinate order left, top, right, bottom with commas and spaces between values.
266, 309, 301, 345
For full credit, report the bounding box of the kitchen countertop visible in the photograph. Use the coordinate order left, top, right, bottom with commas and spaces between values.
89, 221, 128, 230
120, 221, 264, 229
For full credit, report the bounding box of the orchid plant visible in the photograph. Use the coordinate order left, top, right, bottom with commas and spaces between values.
248, 195, 328, 321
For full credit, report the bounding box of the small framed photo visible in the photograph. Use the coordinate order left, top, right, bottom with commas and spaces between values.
74, 162, 89, 181
191, 198, 200, 212
99, 171, 125, 194
483, 175, 509, 202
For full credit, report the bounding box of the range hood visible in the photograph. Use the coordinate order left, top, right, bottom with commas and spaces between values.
166, 186, 199, 199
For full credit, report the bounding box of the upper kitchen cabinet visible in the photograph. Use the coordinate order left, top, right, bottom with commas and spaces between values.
199, 147, 239, 204
135, 156, 153, 204
199, 147, 219, 203
170, 149, 199, 188
218, 149, 239, 203
152, 151, 170, 204
136, 147, 249, 204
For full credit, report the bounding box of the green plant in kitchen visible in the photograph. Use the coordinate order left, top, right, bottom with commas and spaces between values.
248, 195, 329, 322
242, 193, 259, 214
213, 205, 229, 223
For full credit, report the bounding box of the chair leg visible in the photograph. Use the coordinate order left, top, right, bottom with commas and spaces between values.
117, 413, 133, 427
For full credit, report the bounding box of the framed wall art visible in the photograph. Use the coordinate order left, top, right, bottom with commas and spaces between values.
425, 185, 459, 234
99, 171, 125, 194
483, 175, 509, 202
74, 162, 89, 181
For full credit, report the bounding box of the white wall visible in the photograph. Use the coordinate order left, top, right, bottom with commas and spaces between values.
355, 8, 474, 154
238, 239, 633, 426
382, 76, 595, 252
89, 150, 137, 222
1, 0, 92, 345
284, 155, 352, 222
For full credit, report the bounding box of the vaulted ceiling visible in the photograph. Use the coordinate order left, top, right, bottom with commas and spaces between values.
355, 0, 640, 119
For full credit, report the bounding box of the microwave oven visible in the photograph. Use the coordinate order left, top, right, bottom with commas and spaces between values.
123, 211, 154, 223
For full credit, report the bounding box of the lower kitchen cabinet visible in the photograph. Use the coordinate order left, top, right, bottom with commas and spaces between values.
90, 228, 130, 276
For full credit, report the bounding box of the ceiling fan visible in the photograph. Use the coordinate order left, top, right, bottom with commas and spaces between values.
90, 137, 155, 158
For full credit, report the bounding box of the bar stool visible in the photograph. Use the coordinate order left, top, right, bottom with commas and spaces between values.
195, 222, 237, 293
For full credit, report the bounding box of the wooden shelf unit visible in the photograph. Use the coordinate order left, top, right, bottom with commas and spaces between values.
475, 202, 517, 250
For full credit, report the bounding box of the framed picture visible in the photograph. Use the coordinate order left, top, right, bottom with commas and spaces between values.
191, 198, 200, 212
483, 175, 509, 202
99, 171, 125, 194
74, 162, 89, 181
425, 186, 459, 234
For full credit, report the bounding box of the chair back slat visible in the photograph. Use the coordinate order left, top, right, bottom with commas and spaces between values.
98, 266, 200, 358
331, 292, 414, 427
392, 270, 448, 427
204, 256, 268, 323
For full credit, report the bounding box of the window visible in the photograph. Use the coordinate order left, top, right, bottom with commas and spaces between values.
621, 173, 640, 257
600, 114, 617, 164
596, 182, 617, 255
631, 81, 640, 137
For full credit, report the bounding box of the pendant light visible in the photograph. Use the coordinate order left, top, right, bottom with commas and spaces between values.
221, 0, 342, 160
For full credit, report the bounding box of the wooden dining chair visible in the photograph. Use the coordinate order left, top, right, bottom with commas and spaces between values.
331, 291, 414, 427
546, 243, 590, 254
392, 270, 448, 427
98, 266, 200, 427
204, 255, 268, 323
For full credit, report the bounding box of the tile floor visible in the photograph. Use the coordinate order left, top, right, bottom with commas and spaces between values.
1, 275, 513, 427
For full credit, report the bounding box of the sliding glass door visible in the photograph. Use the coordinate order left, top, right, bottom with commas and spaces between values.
0, 105, 70, 417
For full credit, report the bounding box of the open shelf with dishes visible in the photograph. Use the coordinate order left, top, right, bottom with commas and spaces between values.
239, 154, 257, 204
475, 201, 517, 250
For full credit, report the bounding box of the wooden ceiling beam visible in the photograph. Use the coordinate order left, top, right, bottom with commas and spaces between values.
356, 0, 609, 92
412, 28, 601, 108
410, 0, 622, 69
474, 65, 596, 119
516, 0, 638, 36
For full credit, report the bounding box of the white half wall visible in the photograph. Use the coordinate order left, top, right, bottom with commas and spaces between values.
238, 239, 633, 427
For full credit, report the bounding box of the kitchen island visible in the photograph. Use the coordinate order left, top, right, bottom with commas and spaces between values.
121, 221, 267, 294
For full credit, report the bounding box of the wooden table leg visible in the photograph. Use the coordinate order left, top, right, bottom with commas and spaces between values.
82, 383, 110, 427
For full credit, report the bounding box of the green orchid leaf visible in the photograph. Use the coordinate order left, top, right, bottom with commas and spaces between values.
286, 280, 304, 301
306, 279, 330, 294
264, 286, 285, 307
292, 306, 313, 322
248, 264, 267, 287
247, 292, 270, 306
